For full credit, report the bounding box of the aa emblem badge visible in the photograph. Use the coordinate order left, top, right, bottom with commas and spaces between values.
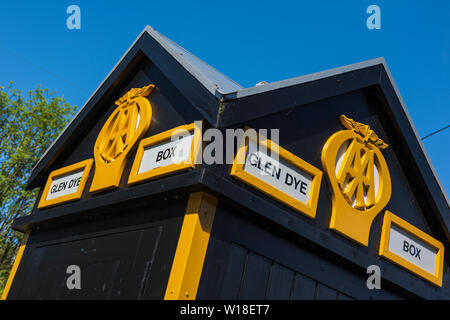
321, 115, 392, 246
90, 84, 154, 192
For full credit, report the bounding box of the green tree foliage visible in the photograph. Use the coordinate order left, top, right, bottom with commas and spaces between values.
0, 83, 76, 295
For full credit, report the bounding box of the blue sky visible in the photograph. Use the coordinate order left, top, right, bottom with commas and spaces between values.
0, 0, 448, 194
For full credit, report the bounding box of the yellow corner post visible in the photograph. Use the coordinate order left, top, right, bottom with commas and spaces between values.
164, 192, 218, 300
1, 230, 30, 300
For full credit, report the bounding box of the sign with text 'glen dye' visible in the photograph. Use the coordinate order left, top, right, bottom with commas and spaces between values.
231, 135, 322, 218
379, 211, 444, 287
38, 159, 93, 209
46, 170, 84, 200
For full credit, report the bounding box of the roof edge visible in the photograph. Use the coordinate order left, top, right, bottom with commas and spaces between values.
28, 27, 151, 180
222, 57, 387, 100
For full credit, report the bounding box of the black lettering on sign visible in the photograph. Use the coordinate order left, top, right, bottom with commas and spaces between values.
299, 181, 308, 195
285, 172, 293, 186
68, 177, 82, 189
284, 172, 308, 195
163, 148, 170, 159
273, 166, 281, 180
57, 182, 67, 192
249, 153, 259, 167
50, 184, 58, 194
402, 240, 421, 260
293, 176, 301, 190
264, 161, 272, 176
156, 146, 177, 162
248, 153, 281, 180
403, 240, 409, 253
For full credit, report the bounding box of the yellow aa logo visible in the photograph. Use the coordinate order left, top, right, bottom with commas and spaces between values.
90, 84, 154, 193
336, 139, 376, 209
321, 115, 391, 246
98, 103, 140, 163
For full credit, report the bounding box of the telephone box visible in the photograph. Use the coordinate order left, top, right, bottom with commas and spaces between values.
3, 26, 449, 300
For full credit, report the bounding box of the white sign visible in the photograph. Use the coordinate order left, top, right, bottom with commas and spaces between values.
387, 224, 438, 275
46, 170, 84, 200
138, 134, 194, 174
243, 140, 313, 205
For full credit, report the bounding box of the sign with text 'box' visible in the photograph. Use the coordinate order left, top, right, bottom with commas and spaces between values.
379, 211, 445, 287
128, 122, 202, 185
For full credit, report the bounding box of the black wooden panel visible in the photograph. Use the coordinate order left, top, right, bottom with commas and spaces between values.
9, 193, 188, 300
197, 238, 230, 299
14, 226, 162, 299
337, 292, 354, 300
266, 263, 294, 300
198, 200, 409, 299
219, 244, 247, 299
239, 252, 271, 299
315, 283, 337, 300
292, 273, 316, 300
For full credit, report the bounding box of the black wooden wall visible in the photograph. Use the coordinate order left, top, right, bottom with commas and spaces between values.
7, 194, 188, 299
197, 201, 406, 300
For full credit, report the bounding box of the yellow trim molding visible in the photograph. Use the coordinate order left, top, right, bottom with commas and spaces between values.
128, 122, 202, 185
38, 159, 93, 209
230, 133, 322, 219
379, 211, 444, 287
164, 192, 217, 300
1, 230, 30, 300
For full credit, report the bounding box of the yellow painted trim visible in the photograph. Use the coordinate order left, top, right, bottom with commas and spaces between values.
38, 159, 93, 209
1, 230, 30, 300
230, 133, 323, 219
128, 122, 202, 185
164, 192, 217, 300
379, 211, 445, 287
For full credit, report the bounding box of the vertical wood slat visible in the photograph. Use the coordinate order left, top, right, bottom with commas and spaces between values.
266, 263, 295, 300
292, 273, 316, 300
220, 244, 247, 299
316, 283, 338, 300
239, 252, 271, 299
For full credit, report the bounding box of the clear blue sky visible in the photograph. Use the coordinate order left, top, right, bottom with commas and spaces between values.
0, 1, 448, 195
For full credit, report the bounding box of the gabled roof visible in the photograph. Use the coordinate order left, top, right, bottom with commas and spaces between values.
26, 26, 448, 241
154, 29, 243, 94
27, 26, 240, 189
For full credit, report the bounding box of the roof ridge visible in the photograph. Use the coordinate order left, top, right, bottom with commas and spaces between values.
146, 28, 243, 95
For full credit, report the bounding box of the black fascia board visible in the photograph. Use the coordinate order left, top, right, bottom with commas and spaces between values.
14, 169, 204, 233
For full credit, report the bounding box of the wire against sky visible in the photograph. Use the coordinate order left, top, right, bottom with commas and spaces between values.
422, 125, 450, 141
